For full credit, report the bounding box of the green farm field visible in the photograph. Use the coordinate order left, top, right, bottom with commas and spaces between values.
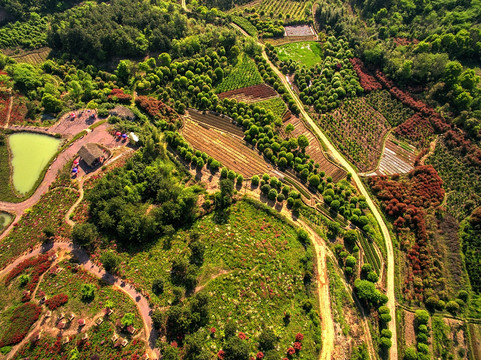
276, 41, 322, 68
216, 54, 263, 93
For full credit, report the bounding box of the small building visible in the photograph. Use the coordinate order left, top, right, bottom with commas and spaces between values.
58, 321, 66, 329
78, 143, 104, 168
78, 319, 85, 327
126, 326, 137, 335
111, 334, 119, 343
68, 313, 75, 322
62, 336, 71, 345
121, 338, 128, 347
95, 317, 104, 326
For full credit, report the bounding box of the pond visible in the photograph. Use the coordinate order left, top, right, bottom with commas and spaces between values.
8, 132, 61, 194
0, 212, 13, 233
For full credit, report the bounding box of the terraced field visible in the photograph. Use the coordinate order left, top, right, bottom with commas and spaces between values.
186, 109, 245, 138
367, 135, 416, 176
182, 120, 269, 177
218, 84, 278, 103
284, 115, 346, 182
11, 48, 51, 65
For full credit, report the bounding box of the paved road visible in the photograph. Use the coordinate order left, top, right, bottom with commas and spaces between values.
0, 242, 158, 358
263, 51, 398, 360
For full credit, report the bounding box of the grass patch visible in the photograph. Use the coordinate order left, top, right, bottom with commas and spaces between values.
216, 54, 263, 93
276, 41, 323, 68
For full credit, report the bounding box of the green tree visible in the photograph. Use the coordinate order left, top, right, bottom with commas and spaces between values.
297, 134, 309, 150
258, 328, 278, 352
42, 93, 62, 113
100, 251, 121, 272
72, 223, 98, 247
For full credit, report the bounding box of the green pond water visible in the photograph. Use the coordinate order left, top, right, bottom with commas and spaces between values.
0, 212, 13, 233
8, 132, 61, 194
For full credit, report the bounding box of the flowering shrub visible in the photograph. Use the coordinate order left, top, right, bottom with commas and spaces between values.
218, 349, 225, 359
108, 89, 132, 104
295, 333, 304, 341
135, 96, 179, 124
0, 303, 41, 346
350, 58, 382, 92
256, 351, 264, 359
45, 293, 68, 310
238, 332, 247, 340
294, 341, 302, 351
394, 114, 435, 148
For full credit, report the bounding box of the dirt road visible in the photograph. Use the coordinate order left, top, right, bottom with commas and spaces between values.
263, 51, 398, 359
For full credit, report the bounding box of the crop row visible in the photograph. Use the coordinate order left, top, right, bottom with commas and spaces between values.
358, 232, 381, 275
216, 55, 263, 93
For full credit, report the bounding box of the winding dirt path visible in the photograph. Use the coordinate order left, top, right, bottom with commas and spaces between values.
0, 242, 158, 358
262, 50, 398, 360
4, 94, 13, 128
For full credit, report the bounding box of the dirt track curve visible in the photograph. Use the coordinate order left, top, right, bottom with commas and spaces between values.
263, 51, 398, 360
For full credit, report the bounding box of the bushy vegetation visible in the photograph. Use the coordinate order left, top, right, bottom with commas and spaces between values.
0, 13, 47, 49
460, 208, 481, 293
216, 54, 263, 93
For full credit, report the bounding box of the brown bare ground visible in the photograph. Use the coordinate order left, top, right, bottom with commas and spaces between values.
469, 323, 481, 360
218, 84, 278, 103
404, 310, 416, 348
182, 119, 270, 178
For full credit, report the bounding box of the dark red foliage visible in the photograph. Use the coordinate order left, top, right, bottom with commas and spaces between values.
444, 130, 481, 167
369, 165, 445, 300
218, 350, 225, 359
108, 88, 132, 104
0, 303, 41, 347
287, 347, 295, 355
295, 333, 304, 342
293, 341, 302, 351
135, 95, 178, 121
256, 352, 265, 359
394, 114, 435, 148
350, 58, 382, 92
45, 294, 68, 310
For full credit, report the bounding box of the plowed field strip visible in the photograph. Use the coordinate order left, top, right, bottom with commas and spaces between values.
182, 120, 269, 177
187, 109, 245, 138
285, 116, 346, 182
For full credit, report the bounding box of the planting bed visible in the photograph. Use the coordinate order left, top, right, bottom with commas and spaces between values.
187, 109, 245, 138
240, 0, 311, 22
218, 83, 278, 103
11, 48, 51, 65
369, 135, 416, 176
254, 97, 287, 121
316, 97, 391, 172
283, 115, 346, 182
182, 119, 269, 177
365, 90, 414, 127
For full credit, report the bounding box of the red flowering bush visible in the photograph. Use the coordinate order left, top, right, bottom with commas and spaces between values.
294, 341, 302, 351
395, 114, 435, 148
218, 349, 225, 359
295, 333, 304, 341
256, 352, 264, 359
135, 96, 178, 122
211, 327, 216, 333
238, 332, 247, 340
0, 303, 41, 346
46, 294, 69, 310
350, 58, 382, 92
108, 88, 132, 104
287, 347, 295, 355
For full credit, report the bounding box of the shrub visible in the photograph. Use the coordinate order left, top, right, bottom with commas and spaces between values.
258, 329, 278, 351
417, 324, 428, 333
18, 274, 29, 287
404, 347, 417, 360
45, 294, 68, 310
379, 337, 392, 349
251, 175, 260, 186
457, 290, 469, 302
415, 309, 429, 325
237, 175, 244, 185
80, 284, 95, 302
227, 170, 236, 180
367, 271, 379, 283
121, 313, 135, 327
446, 300, 460, 313
267, 188, 278, 201
277, 193, 285, 202
417, 343, 429, 354
224, 336, 249, 360
72, 223, 98, 246
221, 168, 228, 178
380, 313, 392, 323
152, 279, 164, 295
416, 332, 428, 344
345, 256, 356, 268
